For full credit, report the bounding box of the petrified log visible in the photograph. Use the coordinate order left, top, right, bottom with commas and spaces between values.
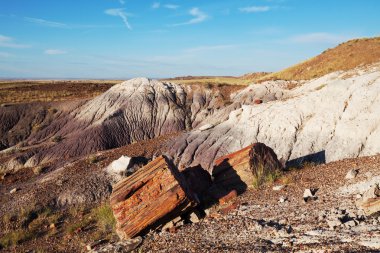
212, 143, 282, 192
110, 156, 198, 239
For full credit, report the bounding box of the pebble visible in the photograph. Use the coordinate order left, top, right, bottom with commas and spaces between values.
9, 188, 18, 194
273, 185, 285, 191
345, 168, 359, 179
279, 196, 287, 203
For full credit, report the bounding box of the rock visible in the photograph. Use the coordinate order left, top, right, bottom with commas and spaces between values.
327, 218, 342, 230
90, 237, 142, 252
303, 188, 318, 202
273, 185, 285, 191
363, 184, 380, 200
359, 198, 380, 216
198, 124, 214, 131
162, 221, 175, 231
344, 220, 357, 228
110, 156, 198, 239
356, 184, 380, 215
219, 190, 238, 205
105, 156, 131, 181
345, 168, 359, 179
86, 239, 107, 251
358, 237, 380, 249
279, 196, 288, 203
9, 188, 18, 194
212, 143, 282, 191
189, 212, 200, 223
254, 99, 263, 104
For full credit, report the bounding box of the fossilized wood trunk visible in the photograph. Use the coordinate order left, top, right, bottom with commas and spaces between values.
212, 145, 253, 193
110, 156, 197, 239
212, 143, 282, 192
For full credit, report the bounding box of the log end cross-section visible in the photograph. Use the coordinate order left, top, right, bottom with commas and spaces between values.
110, 156, 197, 239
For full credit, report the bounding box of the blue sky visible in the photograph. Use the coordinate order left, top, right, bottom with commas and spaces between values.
0, 0, 379, 79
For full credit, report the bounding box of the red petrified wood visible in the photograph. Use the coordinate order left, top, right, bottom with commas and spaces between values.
212, 143, 282, 191
110, 156, 198, 239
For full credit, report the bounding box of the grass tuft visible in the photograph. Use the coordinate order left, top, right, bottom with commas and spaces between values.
91, 204, 116, 232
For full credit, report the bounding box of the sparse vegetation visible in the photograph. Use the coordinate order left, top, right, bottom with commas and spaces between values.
259, 37, 380, 82
91, 204, 116, 232
315, 84, 327, 90
0, 230, 35, 248
32, 165, 46, 175
161, 76, 253, 86
0, 80, 119, 105
87, 155, 99, 164
51, 135, 63, 143
252, 161, 281, 188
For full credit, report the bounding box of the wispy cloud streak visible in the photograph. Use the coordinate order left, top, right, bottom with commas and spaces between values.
170, 8, 208, 26
24, 17, 69, 28
239, 6, 271, 13
44, 49, 67, 55
105, 8, 132, 30
0, 35, 30, 48
164, 4, 179, 10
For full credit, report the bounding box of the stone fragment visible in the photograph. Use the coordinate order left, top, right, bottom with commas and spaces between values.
303, 188, 318, 202
189, 212, 200, 223
345, 168, 358, 179
273, 185, 285, 191
279, 196, 287, 203
327, 218, 342, 230
9, 188, 18, 194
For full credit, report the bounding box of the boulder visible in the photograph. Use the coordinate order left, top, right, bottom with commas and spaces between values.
110, 156, 198, 239
106, 156, 150, 182
105, 156, 131, 181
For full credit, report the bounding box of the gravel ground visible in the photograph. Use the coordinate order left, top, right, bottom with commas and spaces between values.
140, 155, 380, 252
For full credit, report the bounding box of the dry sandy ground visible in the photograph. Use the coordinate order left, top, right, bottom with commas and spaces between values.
140, 155, 380, 252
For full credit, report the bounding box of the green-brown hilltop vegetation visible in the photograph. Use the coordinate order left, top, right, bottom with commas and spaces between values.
259, 36, 380, 81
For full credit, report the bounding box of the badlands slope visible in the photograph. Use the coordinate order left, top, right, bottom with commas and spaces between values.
167, 64, 380, 171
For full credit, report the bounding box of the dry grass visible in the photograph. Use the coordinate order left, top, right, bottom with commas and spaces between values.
0, 203, 116, 251
0, 80, 120, 105
260, 36, 380, 81
161, 76, 253, 86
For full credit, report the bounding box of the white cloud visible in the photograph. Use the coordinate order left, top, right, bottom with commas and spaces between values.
239, 6, 271, 13
164, 4, 179, 10
289, 33, 348, 44
24, 17, 68, 28
44, 49, 67, 55
152, 2, 160, 9
170, 7, 208, 26
0, 34, 30, 48
185, 45, 237, 53
105, 8, 132, 30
